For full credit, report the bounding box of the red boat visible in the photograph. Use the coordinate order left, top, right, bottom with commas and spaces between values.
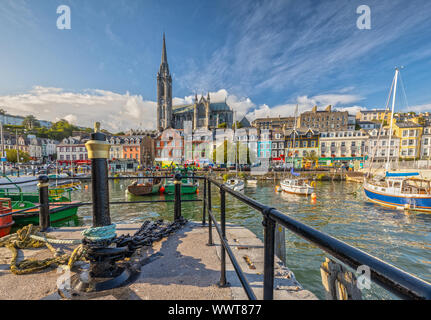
0, 198, 14, 237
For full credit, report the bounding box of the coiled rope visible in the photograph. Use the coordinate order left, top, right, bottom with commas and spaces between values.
0, 225, 85, 275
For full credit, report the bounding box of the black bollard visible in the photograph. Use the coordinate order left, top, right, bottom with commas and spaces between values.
85, 123, 111, 227
174, 173, 182, 221
38, 175, 50, 231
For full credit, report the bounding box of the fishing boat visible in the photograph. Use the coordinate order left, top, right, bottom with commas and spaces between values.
0, 198, 14, 237
225, 178, 245, 192
363, 67, 431, 213
127, 177, 162, 196
163, 168, 199, 194
11, 201, 79, 226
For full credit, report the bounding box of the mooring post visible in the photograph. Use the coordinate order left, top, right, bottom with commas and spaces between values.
85, 122, 112, 227
174, 173, 182, 221
263, 208, 275, 300
202, 178, 207, 225
38, 175, 50, 231
207, 180, 213, 246
219, 187, 228, 287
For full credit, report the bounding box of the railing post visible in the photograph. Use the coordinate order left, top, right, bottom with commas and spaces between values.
218, 187, 228, 287
174, 173, 182, 221
263, 208, 276, 300
202, 178, 207, 225
207, 180, 213, 246
38, 175, 50, 231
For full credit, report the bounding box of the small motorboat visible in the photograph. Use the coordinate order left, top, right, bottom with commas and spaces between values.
225, 178, 245, 192
247, 179, 258, 186
280, 178, 314, 196
127, 178, 162, 196
0, 198, 14, 237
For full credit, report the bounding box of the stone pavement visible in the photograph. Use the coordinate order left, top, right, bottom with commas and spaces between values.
0, 222, 316, 300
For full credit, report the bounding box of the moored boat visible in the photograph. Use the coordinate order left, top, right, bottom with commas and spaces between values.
11, 201, 79, 225
127, 178, 162, 196
163, 177, 198, 194
280, 178, 314, 196
0, 198, 14, 237
364, 173, 431, 212
225, 178, 245, 192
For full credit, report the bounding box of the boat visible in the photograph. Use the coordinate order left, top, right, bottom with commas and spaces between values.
163, 168, 199, 194
280, 178, 314, 195
0, 198, 14, 237
225, 178, 245, 192
247, 179, 258, 186
364, 173, 431, 212
127, 177, 162, 196
11, 201, 79, 226
0, 176, 38, 189
363, 68, 431, 212
48, 180, 82, 197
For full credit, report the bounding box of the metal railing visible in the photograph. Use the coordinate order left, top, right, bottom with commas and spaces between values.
204, 176, 431, 300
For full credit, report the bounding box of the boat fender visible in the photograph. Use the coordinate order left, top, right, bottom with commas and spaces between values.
311, 193, 317, 200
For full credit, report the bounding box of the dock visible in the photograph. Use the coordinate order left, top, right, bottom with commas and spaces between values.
0, 222, 316, 300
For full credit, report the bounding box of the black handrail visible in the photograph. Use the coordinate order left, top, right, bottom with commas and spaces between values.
206, 177, 431, 300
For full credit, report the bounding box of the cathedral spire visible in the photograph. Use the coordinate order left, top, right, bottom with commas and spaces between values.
161, 33, 168, 64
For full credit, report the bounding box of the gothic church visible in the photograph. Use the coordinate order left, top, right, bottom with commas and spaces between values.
157, 34, 234, 131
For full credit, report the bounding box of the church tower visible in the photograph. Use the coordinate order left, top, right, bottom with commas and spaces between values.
157, 33, 172, 131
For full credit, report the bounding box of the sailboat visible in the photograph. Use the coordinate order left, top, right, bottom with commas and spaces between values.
279, 105, 314, 196
224, 112, 244, 192
363, 68, 431, 212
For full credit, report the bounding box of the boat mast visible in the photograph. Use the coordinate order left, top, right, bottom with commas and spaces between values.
1, 122, 4, 176
386, 68, 399, 172
292, 104, 298, 170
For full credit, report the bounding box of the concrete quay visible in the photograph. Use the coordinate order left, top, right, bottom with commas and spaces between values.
0, 222, 317, 300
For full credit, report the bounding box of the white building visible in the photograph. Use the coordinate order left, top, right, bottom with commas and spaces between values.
57, 136, 89, 164
366, 128, 400, 162
320, 130, 368, 158
421, 126, 431, 159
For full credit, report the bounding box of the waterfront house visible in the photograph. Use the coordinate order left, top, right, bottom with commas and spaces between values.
366, 128, 400, 163
57, 136, 90, 165
319, 130, 368, 165
391, 119, 423, 159
356, 109, 390, 122
298, 105, 349, 132
155, 128, 184, 167
420, 126, 431, 160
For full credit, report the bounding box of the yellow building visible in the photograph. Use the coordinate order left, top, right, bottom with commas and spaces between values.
390, 119, 423, 159
356, 110, 390, 122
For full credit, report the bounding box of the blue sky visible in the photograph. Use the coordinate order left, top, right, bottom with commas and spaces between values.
0, 0, 430, 131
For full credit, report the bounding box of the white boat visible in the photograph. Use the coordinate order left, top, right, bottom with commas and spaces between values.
225, 178, 245, 192
247, 179, 258, 186
280, 178, 314, 196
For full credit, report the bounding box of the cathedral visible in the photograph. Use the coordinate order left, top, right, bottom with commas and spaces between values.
157, 34, 234, 131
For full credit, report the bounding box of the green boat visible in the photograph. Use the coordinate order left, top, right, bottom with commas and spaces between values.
11, 201, 79, 226
0, 175, 79, 226
163, 168, 199, 194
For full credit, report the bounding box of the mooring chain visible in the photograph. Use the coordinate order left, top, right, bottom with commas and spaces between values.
113, 217, 188, 255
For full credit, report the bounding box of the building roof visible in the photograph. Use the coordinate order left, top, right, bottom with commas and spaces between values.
172, 102, 232, 114
395, 121, 423, 128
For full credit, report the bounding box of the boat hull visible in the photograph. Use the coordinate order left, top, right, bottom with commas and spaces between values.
364, 185, 431, 212
164, 183, 198, 194
280, 182, 314, 196
12, 202, 79, 225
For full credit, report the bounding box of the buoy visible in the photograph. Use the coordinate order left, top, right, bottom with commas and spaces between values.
196, 188, 199, 194
311, 193, 317, 201
159, 186, 165, 194
275, 186, 280, 192
84, 185, 88, 190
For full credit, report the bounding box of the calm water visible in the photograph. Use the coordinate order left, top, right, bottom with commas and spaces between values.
61, 179, 431, 299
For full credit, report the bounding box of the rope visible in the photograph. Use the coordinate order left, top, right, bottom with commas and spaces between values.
0, 225, 85, 275
81, 224, 117, 241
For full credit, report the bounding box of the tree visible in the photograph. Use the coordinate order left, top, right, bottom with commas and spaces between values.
22, 115, 40, 130
0, 108, 6, 115
6, 149, 31, 163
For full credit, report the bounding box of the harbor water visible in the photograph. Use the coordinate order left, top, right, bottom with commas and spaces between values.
55, 179, 431, 300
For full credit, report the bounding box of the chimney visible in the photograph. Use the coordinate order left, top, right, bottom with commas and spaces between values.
325, 105, 332, 112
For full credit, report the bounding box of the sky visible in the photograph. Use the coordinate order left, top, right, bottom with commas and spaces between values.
0, 0, 431, 132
